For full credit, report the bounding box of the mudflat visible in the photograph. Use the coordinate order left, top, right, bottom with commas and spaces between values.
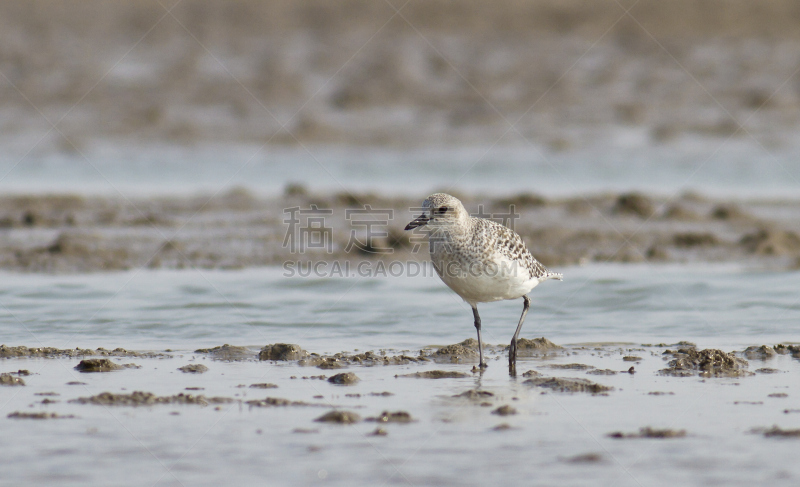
2, 338, 799, 485
2, 189, 800, 272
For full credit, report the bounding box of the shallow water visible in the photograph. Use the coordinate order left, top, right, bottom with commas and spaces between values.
1, 264, 800, 486
3, 138, 800, 199
1, 264, 798, 352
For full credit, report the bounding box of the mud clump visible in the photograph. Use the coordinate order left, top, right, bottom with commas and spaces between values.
740, 229, 800, 256
521, 370, 541, 377
457, 338, 480, 349
249, 397, 291, 407
344, 351, 428, 366
0, 373, 25, 386
660, 348, 753, 377
259, 343, 308, 361
613, 193, 655, 218
0, 345, 161, 358
194, 344, 252, 361
512, 337, 563, 355
366, 411, 414, 423
432, 339, 479, 362
673, 233, 718, 248
711, 204, 752, 221
563, 453, 604, 464
93, 347, 162, 358
762, 426, 800, 438
774, 344, 800, 358
608, 427, 687, 439
547, 363, 594, 370
75, 358, 124, 372
433, 343, 477, 357
0, 345, 95, 358
8, 411, 75, 419
303, 357, 346, 369
70, 391, 233, 407
314, 410, 361, 424
743, 345, 777, 360
246, 397, 319, 408
397, 370, 469, 379
662, 205, 702, 221
301, 351, 428, 369
645, 341, 696, 348
587, 369, 618, 376
492, 405, 517, 416
454, 389, 494, 399
249, 383, 278, 389
496, 193, 547, 208
523, 377, 612, 394
327, 372, 360, 385
178, 364, 208, 374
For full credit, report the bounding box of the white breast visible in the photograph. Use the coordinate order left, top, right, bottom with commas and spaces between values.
433, 251, 540, 306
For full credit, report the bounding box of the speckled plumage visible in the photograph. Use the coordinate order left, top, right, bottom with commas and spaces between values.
405, 193, 562, 371
413, 193, 561, 305
470, 217, 557, 282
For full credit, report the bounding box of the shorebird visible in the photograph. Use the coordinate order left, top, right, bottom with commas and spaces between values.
405, 193, 562, 372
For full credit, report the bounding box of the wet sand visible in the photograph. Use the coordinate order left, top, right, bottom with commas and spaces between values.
2, 189, 800, 272
2, 338, 800, 485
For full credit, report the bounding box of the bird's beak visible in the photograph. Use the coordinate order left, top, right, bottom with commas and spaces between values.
404, 214, 429, 230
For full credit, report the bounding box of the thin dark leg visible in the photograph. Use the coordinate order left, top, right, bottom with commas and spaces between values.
509, 295, 531, 371
472, 306, 486, 368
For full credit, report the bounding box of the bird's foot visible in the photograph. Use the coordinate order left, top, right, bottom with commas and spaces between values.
508, 339, 518, 376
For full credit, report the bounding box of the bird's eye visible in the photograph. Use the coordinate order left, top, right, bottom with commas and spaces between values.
436, 206, 449, 215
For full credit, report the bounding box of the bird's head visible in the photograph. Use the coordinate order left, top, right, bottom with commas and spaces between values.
404, 193, 468, 231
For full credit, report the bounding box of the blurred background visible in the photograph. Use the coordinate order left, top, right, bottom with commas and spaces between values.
2, 0, 800, 272
1, 0, 800, 196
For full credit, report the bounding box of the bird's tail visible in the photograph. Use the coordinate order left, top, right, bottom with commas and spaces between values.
542, 271, 563, 281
